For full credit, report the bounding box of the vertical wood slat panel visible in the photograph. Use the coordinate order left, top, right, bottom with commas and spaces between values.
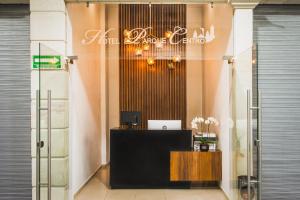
119, 4, 186, 128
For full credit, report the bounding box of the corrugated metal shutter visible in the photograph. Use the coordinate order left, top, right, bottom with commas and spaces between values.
0, 5, 31, 200
254, 5, 300, 200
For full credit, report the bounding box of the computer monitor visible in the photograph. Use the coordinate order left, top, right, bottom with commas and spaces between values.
148, 120, 182, 130
120, 111, 141, 128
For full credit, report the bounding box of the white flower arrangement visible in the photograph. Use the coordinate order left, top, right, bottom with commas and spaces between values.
191, 116, 205, 132
191, 116, 219, 133
205, 117, 219, 133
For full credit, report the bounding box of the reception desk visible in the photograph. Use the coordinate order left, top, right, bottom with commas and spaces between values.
110, 128, 192, 189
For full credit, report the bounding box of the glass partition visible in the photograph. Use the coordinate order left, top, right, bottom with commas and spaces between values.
231, 45, 261, 200
35, 43, 66, 200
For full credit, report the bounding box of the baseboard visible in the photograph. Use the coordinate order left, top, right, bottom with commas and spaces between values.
73, 165, 103, 198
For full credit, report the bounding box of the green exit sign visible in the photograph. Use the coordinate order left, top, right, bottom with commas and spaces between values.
32, 55, 62, 69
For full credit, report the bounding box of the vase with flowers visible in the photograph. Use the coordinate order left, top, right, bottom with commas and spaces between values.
203, 117, 219, 151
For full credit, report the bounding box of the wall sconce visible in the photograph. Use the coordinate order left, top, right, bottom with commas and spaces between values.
143, 43, 150, 51
172, 55, 181, 63
135, 48, 143, 56
147, 57, 155, 65
165, 31, 172, 39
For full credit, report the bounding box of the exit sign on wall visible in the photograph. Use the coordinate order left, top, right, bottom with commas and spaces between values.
32, 55, 62, 69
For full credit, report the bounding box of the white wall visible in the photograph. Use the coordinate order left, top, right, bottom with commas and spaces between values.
106, 4, 119, 163
67, 4, 103, 197
202, 4, 233, 198
186, 5, 204, 127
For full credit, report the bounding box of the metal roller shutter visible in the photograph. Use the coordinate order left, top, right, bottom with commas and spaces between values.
254, 5, 300, 200
0, 5, 31, 200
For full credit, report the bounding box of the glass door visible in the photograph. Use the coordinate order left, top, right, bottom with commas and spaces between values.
35, 43, 64, 200
231, 45, 261, 200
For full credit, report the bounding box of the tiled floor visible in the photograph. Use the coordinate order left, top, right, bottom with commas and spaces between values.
75, 166, 228, 200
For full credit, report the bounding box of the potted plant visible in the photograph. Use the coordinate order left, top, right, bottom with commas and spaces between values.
202, 117, 219, 151
199, 137, 210, 152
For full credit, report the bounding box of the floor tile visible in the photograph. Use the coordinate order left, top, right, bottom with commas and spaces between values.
75, 167, 227, 200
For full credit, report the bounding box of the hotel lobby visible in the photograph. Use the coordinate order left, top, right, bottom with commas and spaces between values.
2, 1, 300, 200
64, 2, 236, 199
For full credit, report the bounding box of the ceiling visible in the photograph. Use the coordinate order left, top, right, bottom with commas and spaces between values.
64, 0, 300, 4
0, 0, 299, 5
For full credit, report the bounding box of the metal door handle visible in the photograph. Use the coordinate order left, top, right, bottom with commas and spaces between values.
247, 90, 262, 200
36, 90, 40, 200
257, 91, 262, 200
47, 90, 52, 200
247, 90, 252, 200
35, 90, 52, 200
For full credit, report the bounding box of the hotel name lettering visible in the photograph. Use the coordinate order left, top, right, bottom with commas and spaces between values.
81, 26, 215, 45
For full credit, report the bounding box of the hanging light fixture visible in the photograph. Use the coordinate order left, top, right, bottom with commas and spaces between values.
147, 57, 155, 65
123, 29, 131, 38
168, 62, 175, 70
124, 37, 131, 44
143, 43, 150, 51
172, 55, 181, 63
165, 31, 172, 39
135, 47, 143, 56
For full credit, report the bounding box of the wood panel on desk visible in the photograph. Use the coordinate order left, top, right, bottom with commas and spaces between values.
170, 151, 222, 182
119, 4, 187, 128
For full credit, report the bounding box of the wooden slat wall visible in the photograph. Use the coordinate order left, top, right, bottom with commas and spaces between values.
119, 4, 187, 128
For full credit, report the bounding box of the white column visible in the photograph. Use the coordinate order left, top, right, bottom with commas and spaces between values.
30, 0, 69, 200
99, 4, 108, 165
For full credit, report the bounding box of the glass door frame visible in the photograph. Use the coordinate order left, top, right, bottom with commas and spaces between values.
232, 43, 262, 200
36, 43, 53, 200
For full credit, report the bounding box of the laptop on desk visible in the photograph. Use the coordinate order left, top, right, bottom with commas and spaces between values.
148, 120, 182, 130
